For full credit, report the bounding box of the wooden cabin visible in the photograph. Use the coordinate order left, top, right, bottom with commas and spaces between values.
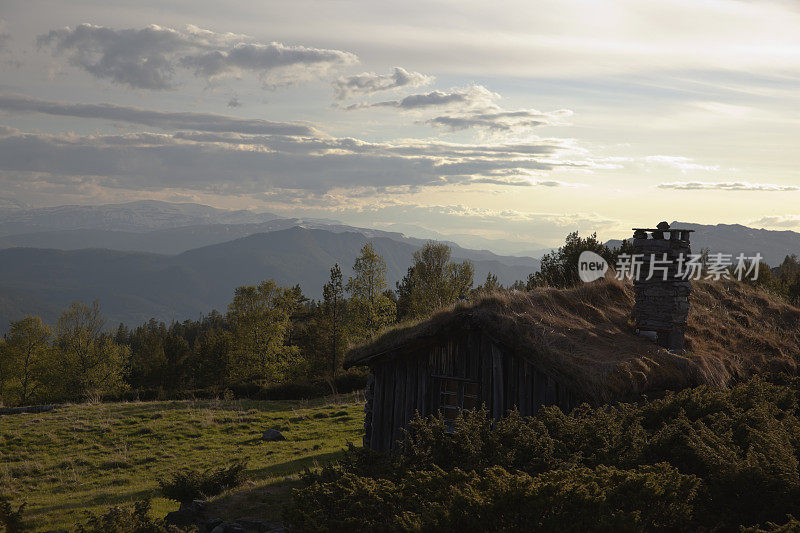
345, 280, 628, 452
348, 325, 578, 452
345, 278, 800, 452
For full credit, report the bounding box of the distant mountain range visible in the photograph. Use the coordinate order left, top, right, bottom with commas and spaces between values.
606, 221, 800, 266
0, 200, 548, 259
0, 227, 540, 330
3, 200, 800, 331
0, 200, 280, 235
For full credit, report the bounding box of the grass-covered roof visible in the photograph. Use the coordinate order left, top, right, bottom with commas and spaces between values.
345, 278, 800, 402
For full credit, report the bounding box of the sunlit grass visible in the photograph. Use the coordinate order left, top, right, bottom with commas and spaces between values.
0, 392, 364, 531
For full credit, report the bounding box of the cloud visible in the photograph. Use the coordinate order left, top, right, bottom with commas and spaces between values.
657, 181, 800, 191
644, 155, 719, 173
179, 41, 358, 86
328, 203, 619, 246
0, 127, 595, 197
750, 215, 800, 228
333, 67, 433, 100
426, 109, 572, 132
346, 85, 499, 110
345, 83, 570, 133
37, 23, 357, 90
0, 94, 316, 135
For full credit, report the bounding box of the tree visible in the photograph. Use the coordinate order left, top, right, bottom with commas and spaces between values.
226, 280, 300, 384
55, 301, 127, 401
396, 242, 474, 320
1, 316, 54, 406
192, 328, 233, 389
508, 280, 526, 291
786, 270, 800, 306
528, 232, 628, 289
346, 243, 396, 339
322, 264, 347, 392
126, 318, 168, 390
474, 272, 503, 296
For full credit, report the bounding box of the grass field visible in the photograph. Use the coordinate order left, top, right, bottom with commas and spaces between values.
0, 392, 365, 531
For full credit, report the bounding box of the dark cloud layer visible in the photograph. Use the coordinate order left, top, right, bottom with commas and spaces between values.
0, 94, 316, 135
0, 128, 589, 196
37, 23, 357, 89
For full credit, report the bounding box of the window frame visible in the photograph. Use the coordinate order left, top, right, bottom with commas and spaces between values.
433, 374, 480, 427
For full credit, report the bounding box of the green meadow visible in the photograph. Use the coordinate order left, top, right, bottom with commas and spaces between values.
0, 393, 365, 531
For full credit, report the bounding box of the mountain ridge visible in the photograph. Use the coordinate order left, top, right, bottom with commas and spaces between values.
0, 226, 540, 331
606, 221, 800, 266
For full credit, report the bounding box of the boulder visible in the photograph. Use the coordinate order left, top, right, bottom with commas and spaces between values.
166, 499, 207, 528
261, 429, 286, 441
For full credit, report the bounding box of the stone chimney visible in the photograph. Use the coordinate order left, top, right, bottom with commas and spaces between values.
632, 221, 693, 352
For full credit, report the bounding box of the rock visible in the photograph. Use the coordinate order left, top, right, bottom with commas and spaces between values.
202, 518, 224, 531
165, 509, 197, 528
166, 499, 207, 528
261, 429, 286, 441
184, 499, 208, 512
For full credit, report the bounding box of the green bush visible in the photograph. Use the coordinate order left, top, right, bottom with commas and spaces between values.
285, 462, 698, 532
76, 499, 188, 533
158, 460, 247, 503
285, 374, 800, 532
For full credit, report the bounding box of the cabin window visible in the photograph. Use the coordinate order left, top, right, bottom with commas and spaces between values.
438, 377, 480, 424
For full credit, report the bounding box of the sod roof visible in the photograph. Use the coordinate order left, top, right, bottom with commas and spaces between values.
345, 278, 800, 402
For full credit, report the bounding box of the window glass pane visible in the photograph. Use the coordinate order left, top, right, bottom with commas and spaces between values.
441, 380, 459, 393
463, 397, 478, 410
441, 393, 458, 406
437, 377, 480, 419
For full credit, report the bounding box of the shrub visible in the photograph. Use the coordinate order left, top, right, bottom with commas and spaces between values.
76, 499, 187, 533
285, 374, 800, 531
284, 463, 699, 532
159, 460, 248, 503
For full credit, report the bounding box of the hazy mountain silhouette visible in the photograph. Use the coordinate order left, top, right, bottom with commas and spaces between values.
0, 200, 279, 235
0, 227, 539, 331
0, 200, 547, 259
606, 221, 800, 266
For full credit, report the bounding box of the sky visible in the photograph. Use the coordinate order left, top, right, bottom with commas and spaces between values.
0, 0, 799, 248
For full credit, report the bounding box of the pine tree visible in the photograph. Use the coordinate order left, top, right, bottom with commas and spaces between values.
322, 264, 346, 392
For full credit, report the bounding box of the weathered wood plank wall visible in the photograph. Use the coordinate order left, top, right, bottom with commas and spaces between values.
367, 329, 579, 452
